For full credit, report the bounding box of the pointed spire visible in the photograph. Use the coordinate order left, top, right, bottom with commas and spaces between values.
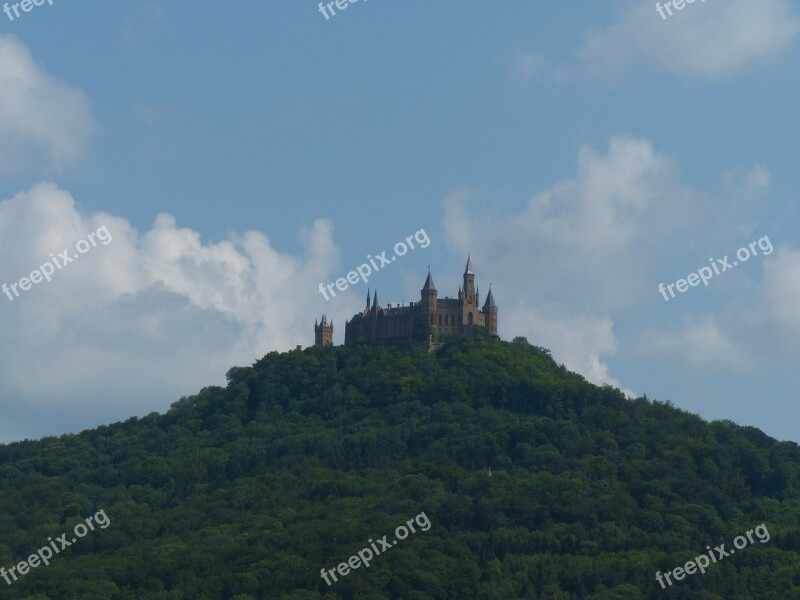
366, 287, 371, 309
483, 285, 497, 310
421, 266, 437, 293
464, 254, 474, 275
373, 290, 378, 309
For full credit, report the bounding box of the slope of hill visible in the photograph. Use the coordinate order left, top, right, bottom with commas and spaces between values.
0, 335, 798, 599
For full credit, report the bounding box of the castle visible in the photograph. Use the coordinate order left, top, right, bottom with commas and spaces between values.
314, 256, 498, 347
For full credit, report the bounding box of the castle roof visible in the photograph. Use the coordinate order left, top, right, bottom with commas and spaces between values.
383, 305, 413, 316
464, 254, 474, 275
482, 287, 497, 310
436, 298, 461, 308
421, 269, 436, 293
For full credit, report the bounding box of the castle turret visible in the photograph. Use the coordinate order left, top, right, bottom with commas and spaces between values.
420, 268, 437, 325
482, 286, 498, 336
314, 314, 333, 346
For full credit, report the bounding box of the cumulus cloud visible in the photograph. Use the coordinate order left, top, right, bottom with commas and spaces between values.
520, 0, 800, 81
445, 136, 769, 310
506, 301, 634, 397
442, 135, 773, 398
0, 183, 350, 442
642, 317, 753, 368
0, 35, 96, 174
445, 136, 688, 309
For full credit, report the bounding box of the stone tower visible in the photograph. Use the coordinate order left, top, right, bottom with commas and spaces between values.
482, 285, 498, 336
314, 315, 333, 346
420, 268, 437, 325
462, 254, 477, 326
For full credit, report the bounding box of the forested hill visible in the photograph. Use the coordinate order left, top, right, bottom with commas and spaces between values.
0, 336, 799, 599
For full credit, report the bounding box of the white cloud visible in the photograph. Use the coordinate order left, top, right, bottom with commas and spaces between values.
442, 137, 670, 396
0, 35, 96, 174
441, 135, 773, 396
0, 183, 353, 442
762, 247, 800, 338
507, 301, 634, 396
445, 136, 686, 309
645, 317, 753, 368
520, 0, 800, 81
443, 136, 770, 311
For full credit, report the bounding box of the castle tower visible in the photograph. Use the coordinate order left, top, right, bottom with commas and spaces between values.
462, 254, 476, 326
482, 285, 498, 336
420, 268, 437, 325
314, 315, 333, 346
463, 255, 475, 303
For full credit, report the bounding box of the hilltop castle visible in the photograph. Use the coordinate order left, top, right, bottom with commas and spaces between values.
314, 256, 498, 347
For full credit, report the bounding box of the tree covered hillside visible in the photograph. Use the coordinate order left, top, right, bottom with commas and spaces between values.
0, 335, 799, 599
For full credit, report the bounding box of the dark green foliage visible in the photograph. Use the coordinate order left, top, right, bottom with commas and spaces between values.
0, 337, 798, 598
412, 314, 434, 342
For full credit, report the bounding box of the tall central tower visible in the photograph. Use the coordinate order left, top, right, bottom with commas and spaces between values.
462, 254, 477, 326
463, 254, 475, 303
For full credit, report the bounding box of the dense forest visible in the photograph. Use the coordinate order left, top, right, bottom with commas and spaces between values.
0, 334, 799, 599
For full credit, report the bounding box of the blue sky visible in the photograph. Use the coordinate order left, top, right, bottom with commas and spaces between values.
1, 0, 800, 443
